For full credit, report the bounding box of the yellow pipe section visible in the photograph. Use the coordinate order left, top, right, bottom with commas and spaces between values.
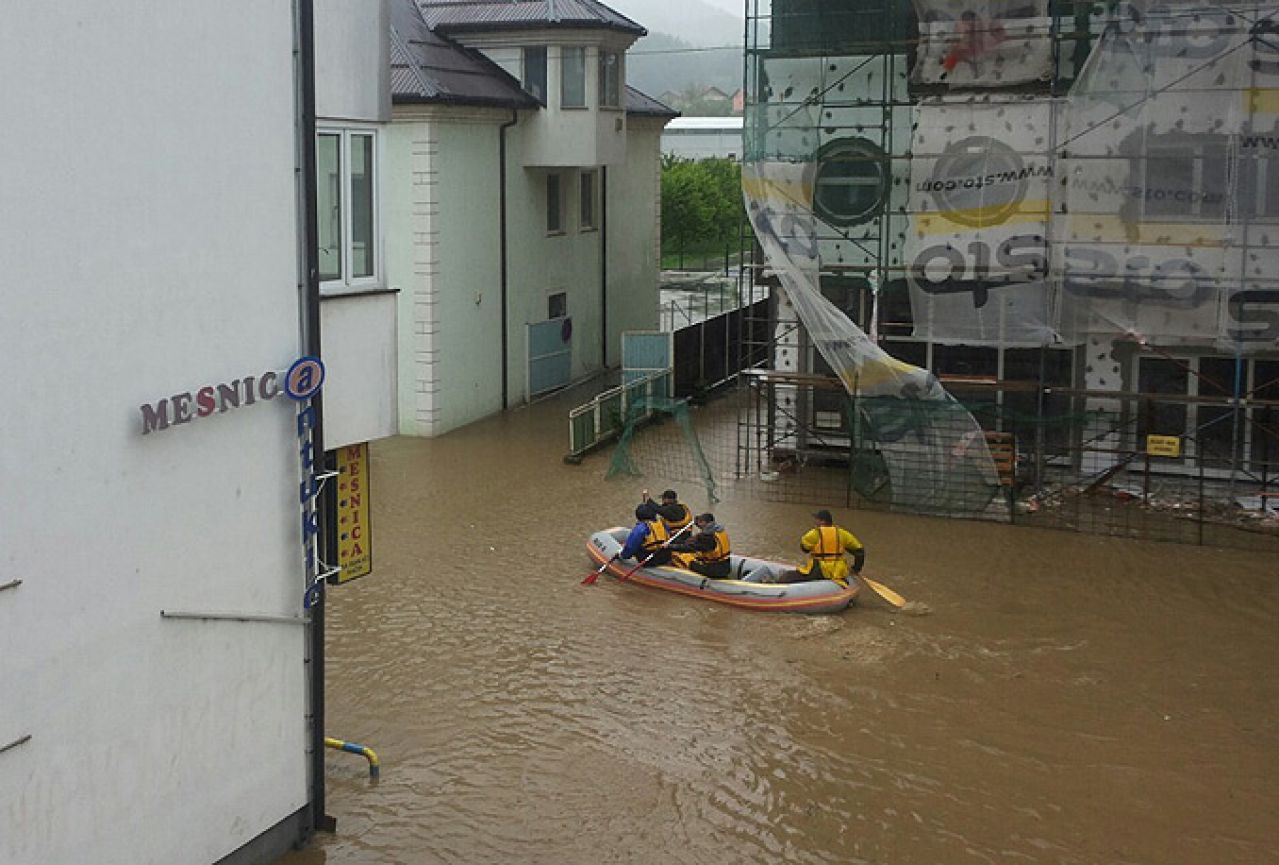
324, 736, 380, 779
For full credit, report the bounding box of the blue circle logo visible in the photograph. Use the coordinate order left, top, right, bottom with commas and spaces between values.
285, 356, 325, 401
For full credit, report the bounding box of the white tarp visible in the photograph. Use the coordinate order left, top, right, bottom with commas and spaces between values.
911, 0, 1053, 87
906, 97, 1057, 345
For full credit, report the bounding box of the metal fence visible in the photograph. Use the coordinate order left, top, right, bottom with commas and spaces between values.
715, 372, 1279, 550
566, 369, 673, 461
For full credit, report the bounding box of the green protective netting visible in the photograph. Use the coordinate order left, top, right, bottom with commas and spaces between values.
606, 397, 720, 505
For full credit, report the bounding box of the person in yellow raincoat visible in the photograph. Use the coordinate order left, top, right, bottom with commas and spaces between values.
782, 510, 864, 586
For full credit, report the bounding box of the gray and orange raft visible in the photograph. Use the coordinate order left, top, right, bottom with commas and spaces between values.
586, 527, 858, 614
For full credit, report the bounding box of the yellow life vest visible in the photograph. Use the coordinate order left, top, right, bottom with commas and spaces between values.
693, 529, 731, 565
662, 503, 692, 534
641, 518, 669, 553
801, 525, 854, 584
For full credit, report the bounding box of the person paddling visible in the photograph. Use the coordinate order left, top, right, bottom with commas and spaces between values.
643, 488, 692, 536
780, 509, 864, 586
670, 513, 732, 578
620, 503, 673, 567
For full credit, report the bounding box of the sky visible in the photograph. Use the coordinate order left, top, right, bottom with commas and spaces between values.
698, 0, 745, 13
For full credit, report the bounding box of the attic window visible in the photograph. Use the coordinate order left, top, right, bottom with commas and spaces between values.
523, 47, 547, 102
599, 51, 621, 108
561, 47, 586, 108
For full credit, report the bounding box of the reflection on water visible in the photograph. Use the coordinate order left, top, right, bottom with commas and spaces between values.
277, 388, 1279, 865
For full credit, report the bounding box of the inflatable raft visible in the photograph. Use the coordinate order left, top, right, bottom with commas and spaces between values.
586, 527, 858, 614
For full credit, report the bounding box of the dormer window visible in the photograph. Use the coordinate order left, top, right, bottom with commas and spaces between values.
599, 50, 621, 108
522, 47, 547, 102
561, 47, 587, 108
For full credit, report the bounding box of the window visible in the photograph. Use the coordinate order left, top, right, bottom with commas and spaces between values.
580, 170, 597, 230
317, 128, 378, 288
598, 50, 622, 108
548, 291, 567, 320
561, 47, 586, 108
523, 47, 547, 102
813, 138, 888, 227
546, 173, 565, 233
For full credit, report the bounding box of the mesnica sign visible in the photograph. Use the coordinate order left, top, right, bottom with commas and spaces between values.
138, 369, 286, 434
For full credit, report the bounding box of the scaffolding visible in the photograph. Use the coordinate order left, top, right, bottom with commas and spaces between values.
718, 0, 1279, 543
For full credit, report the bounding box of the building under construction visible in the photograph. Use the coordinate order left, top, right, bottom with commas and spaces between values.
661, 1, 1279, 546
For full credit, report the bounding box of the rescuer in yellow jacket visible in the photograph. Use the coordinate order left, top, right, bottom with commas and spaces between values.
788, 509, 864, 587
643, 488, 693, 535
620, 503, 673, 566
669, 513, 732, 578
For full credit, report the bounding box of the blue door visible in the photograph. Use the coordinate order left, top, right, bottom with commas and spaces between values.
528, 317, 572, 399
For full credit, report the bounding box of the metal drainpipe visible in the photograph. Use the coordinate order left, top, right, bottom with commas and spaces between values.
296, 0, 336, 835
500, 110, 519, 409
600, 165, 608, 367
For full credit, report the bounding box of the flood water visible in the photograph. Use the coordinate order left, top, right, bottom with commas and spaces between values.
278, 388, 1279, 865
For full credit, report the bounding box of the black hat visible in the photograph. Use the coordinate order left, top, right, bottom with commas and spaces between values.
661, 489, 678, 500
697, 513, 715, 524
636, 503, 659, 521
813, 509, 834, 523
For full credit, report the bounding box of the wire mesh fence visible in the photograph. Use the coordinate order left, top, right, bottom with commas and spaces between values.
608, 374, 1279, 552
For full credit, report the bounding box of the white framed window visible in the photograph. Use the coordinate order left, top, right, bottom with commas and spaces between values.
546, 172, 566, 234
598, 50, 622, 108
579, 169, 598, 231
318, 127, 378, 290
561, 47, 586, 108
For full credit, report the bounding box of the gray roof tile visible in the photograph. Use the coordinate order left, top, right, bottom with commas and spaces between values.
417, 0, 645, 36
391, 0, 539, 107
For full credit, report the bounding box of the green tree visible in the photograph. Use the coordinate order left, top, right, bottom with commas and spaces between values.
661, 156, 748, 268
660, 156, 715, 266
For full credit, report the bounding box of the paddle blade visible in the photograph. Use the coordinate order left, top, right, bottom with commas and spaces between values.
860, 575, 907, 608
582, 571, 600, 586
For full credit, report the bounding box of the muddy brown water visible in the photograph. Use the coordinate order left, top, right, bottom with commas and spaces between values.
278, 389, 1279, 865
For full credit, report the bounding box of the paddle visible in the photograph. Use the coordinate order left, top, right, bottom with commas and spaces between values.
582, 555, 618, 586
617, 522, 694, 583
854, 573, 906, 609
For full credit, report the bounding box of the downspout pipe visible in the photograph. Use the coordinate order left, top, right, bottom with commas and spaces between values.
499, 110, 519, 409
296, 0, 336, 835
600, 165, 608, 367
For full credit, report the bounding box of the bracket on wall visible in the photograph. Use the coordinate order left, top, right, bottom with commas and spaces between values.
0, 735, 31, 756
0, 579, 22, 594
160, 611, 308, 626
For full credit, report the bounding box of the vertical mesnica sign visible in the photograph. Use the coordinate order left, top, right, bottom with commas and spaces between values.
285, 357, 329, 609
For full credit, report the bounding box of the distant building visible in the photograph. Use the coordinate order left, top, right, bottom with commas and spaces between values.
661, 116, 745, 161
388, 0, 677, 436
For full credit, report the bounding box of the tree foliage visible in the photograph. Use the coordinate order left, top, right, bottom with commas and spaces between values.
660, 156, 745, 256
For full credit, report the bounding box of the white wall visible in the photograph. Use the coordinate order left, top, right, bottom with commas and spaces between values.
322, 292, 399, 448
315, 0, 398, 449
315, 0, 391, 123
389, 109, 508, 437
0, 3, 309, 864
607, 118, 667, 362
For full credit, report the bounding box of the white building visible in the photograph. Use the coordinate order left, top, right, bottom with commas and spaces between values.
387, 0, 677, 436
662, 116, 745, 162
0, 2, 394, 864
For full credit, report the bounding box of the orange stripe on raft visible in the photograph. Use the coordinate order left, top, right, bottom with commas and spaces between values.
585, 541, 857, 612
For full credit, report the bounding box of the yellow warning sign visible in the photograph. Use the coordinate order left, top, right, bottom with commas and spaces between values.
336, 443, 372, 582
1146, 435, 1182, 459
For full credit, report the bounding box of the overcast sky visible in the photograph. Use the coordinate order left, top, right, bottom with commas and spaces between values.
700, 0, 745, 14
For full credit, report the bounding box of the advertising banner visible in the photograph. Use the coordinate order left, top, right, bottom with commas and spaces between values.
906, 98, 1056, 346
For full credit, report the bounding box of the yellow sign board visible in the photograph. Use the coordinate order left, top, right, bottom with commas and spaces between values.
1146, 434, 1182, 459
336, 443, 372, 582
